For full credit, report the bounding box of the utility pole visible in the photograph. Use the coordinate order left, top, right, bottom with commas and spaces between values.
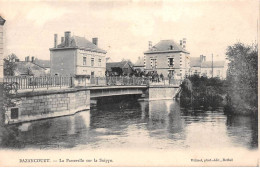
212, 53, 213, 78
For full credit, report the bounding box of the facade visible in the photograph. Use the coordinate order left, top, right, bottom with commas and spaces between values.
50, 31, 107, 77
144, 39, 190, 79
0, 16, 6, 81
190, 55, 228, 79
106, 61, 134, 76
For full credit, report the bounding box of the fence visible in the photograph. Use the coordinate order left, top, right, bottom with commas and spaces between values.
3, 76, 72, 91
3, 76, 182, 91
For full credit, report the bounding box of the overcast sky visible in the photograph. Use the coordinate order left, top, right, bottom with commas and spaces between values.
0, 0, 258, 63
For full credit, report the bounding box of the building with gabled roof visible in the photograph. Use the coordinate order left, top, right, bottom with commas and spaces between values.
190, 55, 228, 79
144, 38, 190, 79
13, 61, 47, 76
49, 31, 107, 78
106, 61, 134, 76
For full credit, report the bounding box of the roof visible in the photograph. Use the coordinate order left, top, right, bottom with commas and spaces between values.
0, 16, 5, 25
190, 57, 201, 67
201, 61, 225, 68
33, 59, 50, 68
106, 61, 133, 71
144, 40, 189, 54
14, 61, 47, 76
134, 57, 144, 67
190, 57, 225, 68
55, 36, 106, 54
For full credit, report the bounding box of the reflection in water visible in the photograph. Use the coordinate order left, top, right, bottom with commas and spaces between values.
226, 115, 258, 149
0, 99, 257, 151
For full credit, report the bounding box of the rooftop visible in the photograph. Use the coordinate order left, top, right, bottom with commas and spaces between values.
14, 61, 47, 76
53, 36, 106, 54
190, 57, 225, 68
33, 59, 51, 68
144, 40, 189, 54
134, 57, 144, 67
106, 61, 133, 71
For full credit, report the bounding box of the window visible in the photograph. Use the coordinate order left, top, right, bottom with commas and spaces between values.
98, 58, 102, 66
83, 57, 86, 65
169, 58, 173, 66
11, 108, 19, 119
91, 58, 94, 66
151, 58, 157, 68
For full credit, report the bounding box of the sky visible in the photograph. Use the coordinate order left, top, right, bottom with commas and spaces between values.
0, 0, 258, 63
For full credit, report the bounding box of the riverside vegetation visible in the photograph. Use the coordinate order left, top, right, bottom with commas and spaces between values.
180, 42, 258, 116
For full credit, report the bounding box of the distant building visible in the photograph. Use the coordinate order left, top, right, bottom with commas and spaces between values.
0, 16, 6, 80
106, 61, 134, 76
49, 31, 107, 78
133, 56, 145, 71
33, 58, 51, 74
13, 61, 47, 76
143, 39, 190, 79
190, 55, 228, 79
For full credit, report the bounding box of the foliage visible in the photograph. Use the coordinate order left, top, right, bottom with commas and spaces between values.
180, 75, 225, 109
225, 42, 258, 115
4, 53, 18, 76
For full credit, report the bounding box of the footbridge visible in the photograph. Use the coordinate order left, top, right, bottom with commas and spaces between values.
2, 76, 182, 124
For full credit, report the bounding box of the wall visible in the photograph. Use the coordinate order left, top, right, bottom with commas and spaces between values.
76, 49, 106, 77
50, 49, 76, 75
144, 52, 190, 79
201, 67, 226, 79
148, 86, 179, 100
4, 89, 90, 124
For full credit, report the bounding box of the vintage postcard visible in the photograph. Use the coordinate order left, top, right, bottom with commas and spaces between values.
0, 0, 259, 167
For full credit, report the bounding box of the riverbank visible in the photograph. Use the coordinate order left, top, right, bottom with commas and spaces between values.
180, 75, 257, 116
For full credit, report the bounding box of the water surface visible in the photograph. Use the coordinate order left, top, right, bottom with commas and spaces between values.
0, 99, 257, 150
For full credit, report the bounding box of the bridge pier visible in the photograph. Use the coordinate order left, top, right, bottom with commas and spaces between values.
3, 88, 90, 124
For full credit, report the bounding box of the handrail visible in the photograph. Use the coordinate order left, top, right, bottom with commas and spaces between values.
3, 76, 182, 90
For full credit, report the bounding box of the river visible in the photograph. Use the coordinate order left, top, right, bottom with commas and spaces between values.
0, 99, 258, 151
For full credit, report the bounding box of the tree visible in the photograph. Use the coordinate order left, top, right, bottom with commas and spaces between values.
225, 42, 258, 114
4, 53, 18, 76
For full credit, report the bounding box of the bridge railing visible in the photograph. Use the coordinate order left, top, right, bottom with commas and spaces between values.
3, 76, 73, 91
3, 76, 182, 91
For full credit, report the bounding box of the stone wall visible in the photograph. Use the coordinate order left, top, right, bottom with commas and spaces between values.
4, 89, 90, 124
148, 87, 179, 100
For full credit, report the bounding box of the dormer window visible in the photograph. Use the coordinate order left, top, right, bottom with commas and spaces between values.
170, 45, 173, 50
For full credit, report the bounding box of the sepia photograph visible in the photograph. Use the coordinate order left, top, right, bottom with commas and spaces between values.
0, 0, 259, 167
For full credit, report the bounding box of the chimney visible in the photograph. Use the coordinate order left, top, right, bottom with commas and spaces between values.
54, 34, 58, 48
180, 40, 183, 46
61, 37, 64, 44
200, 55, 206, 62
64, 31, 71, 47
148, 41, 152, 50
25, 56, 29, 62
31, 56, 34, 62
182, 38, 186, 49
92, 38, 98, 46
